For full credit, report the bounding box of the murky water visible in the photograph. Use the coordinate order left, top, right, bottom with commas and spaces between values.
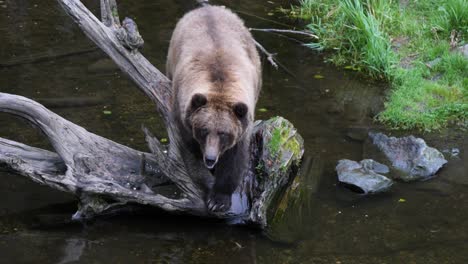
0, 0, 467, 263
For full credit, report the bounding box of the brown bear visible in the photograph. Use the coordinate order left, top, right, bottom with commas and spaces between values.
167, 5, 261, 212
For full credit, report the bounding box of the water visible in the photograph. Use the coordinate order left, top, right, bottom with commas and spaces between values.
0, 0, 466, 263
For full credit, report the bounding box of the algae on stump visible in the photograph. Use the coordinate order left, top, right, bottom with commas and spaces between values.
250, 117, 304, 227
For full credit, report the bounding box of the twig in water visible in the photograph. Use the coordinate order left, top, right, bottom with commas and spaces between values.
264, 32, 306, 45
249, 28, 319, 39
252, 41, 298, 80
253, 40, 278, 69
0, 47, 98, 68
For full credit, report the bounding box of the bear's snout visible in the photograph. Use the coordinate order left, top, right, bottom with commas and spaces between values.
204, 156, 217, 169
204, 134, 220, 169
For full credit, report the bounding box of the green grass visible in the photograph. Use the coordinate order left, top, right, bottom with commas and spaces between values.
434, 0, 468, 35
284, 0, 468, 130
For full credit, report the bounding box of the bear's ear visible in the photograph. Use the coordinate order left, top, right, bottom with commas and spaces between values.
190, 93, 207, 111
233, 102, 248, 119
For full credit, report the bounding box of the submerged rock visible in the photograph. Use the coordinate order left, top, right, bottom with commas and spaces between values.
336, 159, 393, 194
442, 148, 460, 158
346, 127, 369, 142
369, 132, 447, 181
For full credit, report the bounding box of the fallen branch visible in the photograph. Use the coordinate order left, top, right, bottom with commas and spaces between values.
0, 0, 304, 227
253, 40, 279, 69
253, 40, 299, 80
249, 28, 319, 39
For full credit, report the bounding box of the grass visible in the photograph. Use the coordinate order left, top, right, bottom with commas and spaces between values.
283, 0, 468, 130
434, 0, 468, 35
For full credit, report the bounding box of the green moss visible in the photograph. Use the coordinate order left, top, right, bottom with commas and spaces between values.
268, 127, 283, 155
255, 162, 265, 176
265, 118, 304, 174
112, 7, 119, 18
267, 118, 291, 155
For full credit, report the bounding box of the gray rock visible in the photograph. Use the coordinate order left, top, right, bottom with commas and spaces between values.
442, 148, 461, 159
458, 44, 468, 59
360, 159, 390, 174
430, 73, 443, 81
369, 132, 447, 181
451, 148, 460, 157
425, 57, 442, 68
336, 159, 393, 194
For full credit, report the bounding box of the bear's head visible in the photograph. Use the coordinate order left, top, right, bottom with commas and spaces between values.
187, 93, 249, 169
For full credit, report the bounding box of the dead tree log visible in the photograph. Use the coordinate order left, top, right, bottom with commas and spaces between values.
0, 0, 304, 227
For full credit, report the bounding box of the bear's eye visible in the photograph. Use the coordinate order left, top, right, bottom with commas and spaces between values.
199, 128, 209, 138
218, 132, 229, 141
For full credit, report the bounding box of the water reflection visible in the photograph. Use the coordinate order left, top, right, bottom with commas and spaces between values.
57, 237, 86, 264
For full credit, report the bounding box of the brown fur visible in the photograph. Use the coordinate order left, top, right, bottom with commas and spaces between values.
167, 5, 262, 212
167, 5, 261, 125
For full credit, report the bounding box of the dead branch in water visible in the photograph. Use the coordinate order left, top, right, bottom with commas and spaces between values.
249, 28, 319, 39
253, 40, 279, 69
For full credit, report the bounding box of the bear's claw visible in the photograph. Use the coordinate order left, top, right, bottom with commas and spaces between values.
207, 192, 231, 213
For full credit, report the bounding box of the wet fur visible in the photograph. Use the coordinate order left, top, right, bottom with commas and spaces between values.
167, 5, 261, 212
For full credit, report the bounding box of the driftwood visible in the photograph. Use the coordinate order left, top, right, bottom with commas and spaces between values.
0, 0, 304, 227
249, 28, 319, 39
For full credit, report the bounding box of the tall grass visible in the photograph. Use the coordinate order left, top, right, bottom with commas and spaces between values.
340, 0, 395, 78
299, 0, 396, 79
434, 0, 468, 35
292, 0, 330, 20
288, 0, 468, 130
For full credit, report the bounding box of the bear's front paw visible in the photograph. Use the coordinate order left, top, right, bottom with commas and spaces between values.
207, 192, 232, 212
